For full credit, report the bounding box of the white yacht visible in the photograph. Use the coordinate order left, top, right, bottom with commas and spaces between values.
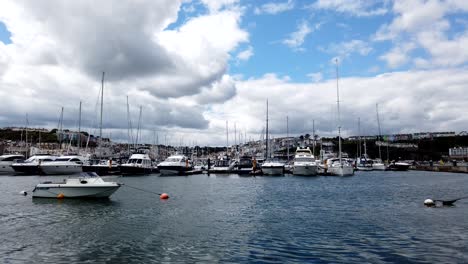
158, 155, 193, 175
0, 154, 25, 174
11, 154, 58, 175
32, 172, 121, 198
326, 158, 355, 176
292, 147, 318, 176
262, 158, 285, 175
120, 153, 153, 175
39, 155, 86, 175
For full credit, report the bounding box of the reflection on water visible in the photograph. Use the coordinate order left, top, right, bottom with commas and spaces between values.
1, 171, 468, 263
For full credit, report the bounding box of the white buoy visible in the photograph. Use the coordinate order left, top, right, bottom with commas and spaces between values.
20, 190, 27, 196
424, 199, 435, 207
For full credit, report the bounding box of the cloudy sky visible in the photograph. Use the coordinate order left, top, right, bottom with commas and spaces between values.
1, 0, 468, 146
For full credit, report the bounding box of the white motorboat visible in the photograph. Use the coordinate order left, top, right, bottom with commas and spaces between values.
262, 158, 285, 175
388, 161, 410, 171
120, 154, 153, 175
372, 159, 386, 171
0, 154, 25, 174
158, 155, 193, 175
11, 154, 58, 175
326, 158, 354, 176
39, 155, 86, 175
292, 147, 318, 176
32, 172, 121, 198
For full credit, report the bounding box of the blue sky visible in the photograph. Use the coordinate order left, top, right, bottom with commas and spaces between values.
1, 0, 468, 145
0, 21, 11, 44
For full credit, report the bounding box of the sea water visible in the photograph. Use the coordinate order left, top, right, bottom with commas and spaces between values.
1, 171, 467, 263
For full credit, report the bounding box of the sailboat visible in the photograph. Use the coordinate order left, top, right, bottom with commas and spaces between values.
82, 72, 120, 175
373, 103, 387, 170
261, 100, 285, 175
327, 59, 354, 176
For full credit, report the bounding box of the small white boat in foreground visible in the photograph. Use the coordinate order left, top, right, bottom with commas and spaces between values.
32, 172, 121, 198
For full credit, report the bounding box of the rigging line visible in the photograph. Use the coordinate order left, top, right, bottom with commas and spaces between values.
122, 183, 162, 196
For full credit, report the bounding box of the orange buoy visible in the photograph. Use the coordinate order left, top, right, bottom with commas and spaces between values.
57, 193, 65, 199
160, 193, 169, 199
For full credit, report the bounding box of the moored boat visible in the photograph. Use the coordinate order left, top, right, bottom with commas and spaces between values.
158, 155, 193, 176
292, 147, 318, 176
11, 154, 58, 175
32, 172, 121, 198
262, 158, 285, 176
39, 155, 86, 175
0, 154, 25, 174
120, 154, 153, 175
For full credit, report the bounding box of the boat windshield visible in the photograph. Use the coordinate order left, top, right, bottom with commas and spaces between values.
166, 158, 182, 162
55, 158, 71, 162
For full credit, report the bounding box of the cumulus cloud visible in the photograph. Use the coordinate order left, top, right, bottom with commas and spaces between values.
374, 0, 468, 69
210, 68, 468, 142
0, 0, 248, 144
254, 0, 294, 15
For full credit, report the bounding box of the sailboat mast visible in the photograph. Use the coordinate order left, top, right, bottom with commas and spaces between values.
265, 99, 269, 160
99, 72, 104, 150
78, 101, 81, 151
358, 117, 361, 157
286, 116, 289, 162
335, 59, 342, 164
376, 103, 382, 160
226, 120, 229, 153
312, 119, 315, 156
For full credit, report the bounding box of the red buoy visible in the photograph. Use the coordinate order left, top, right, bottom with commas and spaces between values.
160, 193, 169, 199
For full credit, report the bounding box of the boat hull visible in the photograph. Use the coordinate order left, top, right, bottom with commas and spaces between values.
39, 165, 83, 175
159, 165, 192, 176
0, 163, 14, 174
120, 165, 152, 175
293, 165, 318, 176
262, 166, 284, 175
328, 166, 354, 176
32, 185, 120, 198
11, 164, 41, 175
82, 165, 120, 175
372, 164, 386, 171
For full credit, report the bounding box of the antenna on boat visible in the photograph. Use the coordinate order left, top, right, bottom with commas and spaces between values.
78, 100, 82, 153
376, 103, 382, 160
286, 115, 289, 163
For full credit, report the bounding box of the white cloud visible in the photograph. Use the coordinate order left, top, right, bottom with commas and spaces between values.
0, 0, 249, 141
307, 72, 323, 82
379, 42, 416, 68
310, 0, 388, 17
200, 0, 239, 13
374, 0, 468, 69
254, 0, 294, 15
236, 45, 254, 61
282, 20, 314, 50
321, 39, 372, 59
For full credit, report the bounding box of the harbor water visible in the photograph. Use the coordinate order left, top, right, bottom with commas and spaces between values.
1, 171, 468, 263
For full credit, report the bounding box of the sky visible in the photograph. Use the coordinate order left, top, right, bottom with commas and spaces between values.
1, 0, 468, 146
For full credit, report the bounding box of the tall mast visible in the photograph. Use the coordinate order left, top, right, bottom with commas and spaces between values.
226, 120, 229, 153
59, 107, 64, 149
234, 122, 237, 149
265, 99, 269, 159
78, 101, 82, 151
376, 103, 382, 160
335, 58, 342, 164
135, 105, 142, 149
358, 117, 362, 158
312, 119, 315, 156
99, 72, 104, 150
286, 115, 289, 162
